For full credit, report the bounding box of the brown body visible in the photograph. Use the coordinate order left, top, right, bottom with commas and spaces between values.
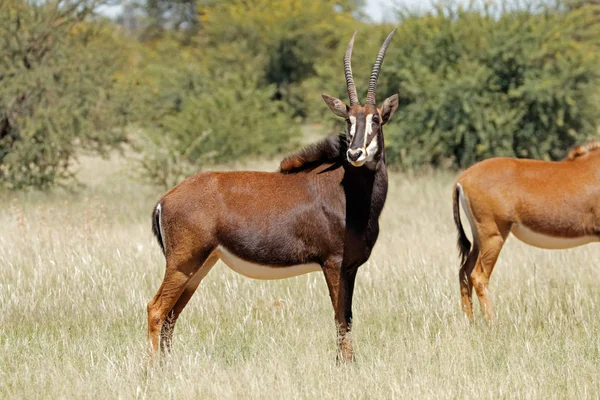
453, 142, 600, 320
147, 30, 399, 361
149, 154, 387, 360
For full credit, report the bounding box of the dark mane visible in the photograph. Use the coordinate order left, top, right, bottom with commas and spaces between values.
279, 134, 347, 174
565, 140, 600, 161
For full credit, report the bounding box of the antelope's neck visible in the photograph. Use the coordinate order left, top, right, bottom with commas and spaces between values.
343, 159, 388, 231
371, 161, 388, 219
365, 130, 388, 217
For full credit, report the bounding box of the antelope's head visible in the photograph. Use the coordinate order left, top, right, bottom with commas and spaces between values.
322, 30, 399, 168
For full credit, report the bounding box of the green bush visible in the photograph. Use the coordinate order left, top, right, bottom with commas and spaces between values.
381, 3, 600, 169
130, 51, 300, 187
0, 1, 128, 189
201, 0, 363, 119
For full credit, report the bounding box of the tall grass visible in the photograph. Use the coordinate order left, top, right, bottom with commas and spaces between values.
1, 153, 599, 399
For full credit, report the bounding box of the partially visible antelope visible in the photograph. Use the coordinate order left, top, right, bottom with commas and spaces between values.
453, 141, 600, 320
147, 29, 399, 361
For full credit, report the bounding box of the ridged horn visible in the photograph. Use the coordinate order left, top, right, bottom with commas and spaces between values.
365, 28, 397, 105
344, 31, 359, 106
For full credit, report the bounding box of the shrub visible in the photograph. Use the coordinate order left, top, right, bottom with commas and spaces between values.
0, 1, 128, 189
130, 53, 300, 188
381, 3, 600, 169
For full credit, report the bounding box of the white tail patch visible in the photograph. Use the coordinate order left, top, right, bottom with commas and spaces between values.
457, 183, 478, 245
156, 203, 166, 251
216, 246, 321, 280
510, 224, 599, 250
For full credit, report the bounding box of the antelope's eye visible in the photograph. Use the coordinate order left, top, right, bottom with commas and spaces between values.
372, 115, 380, 124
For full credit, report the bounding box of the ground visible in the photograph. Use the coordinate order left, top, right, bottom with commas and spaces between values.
1, 152, 599, 398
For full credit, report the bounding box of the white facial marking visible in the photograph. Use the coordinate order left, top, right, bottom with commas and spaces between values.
364, 114, 373, 148
511, 224, 599, 249
347, 113, 377, 166
216, 246, 321, 280
349, 116, 356, 137
365, 136, 378, 162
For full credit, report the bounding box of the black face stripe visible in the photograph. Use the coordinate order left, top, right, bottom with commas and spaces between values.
348, 112, 381, 152
349, 111, 366, 151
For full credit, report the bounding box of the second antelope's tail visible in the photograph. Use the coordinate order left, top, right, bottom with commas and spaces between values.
453, 183, 471, 266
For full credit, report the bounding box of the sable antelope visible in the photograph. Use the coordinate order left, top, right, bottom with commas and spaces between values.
147, 29, 399, 361
453, 141, 600, 320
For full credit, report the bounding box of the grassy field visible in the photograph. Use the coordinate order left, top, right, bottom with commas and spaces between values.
1, 153, 599, 399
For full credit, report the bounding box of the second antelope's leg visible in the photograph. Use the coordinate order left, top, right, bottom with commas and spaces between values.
322, 257, 357, 362
459, 248, 478, 320
147, 251, 212, 357
471, 223, 510, 321
160, 254, 219, 355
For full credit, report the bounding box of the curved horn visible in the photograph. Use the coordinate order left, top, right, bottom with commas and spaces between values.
344, 31, 359, 106
365, 28, 397, 105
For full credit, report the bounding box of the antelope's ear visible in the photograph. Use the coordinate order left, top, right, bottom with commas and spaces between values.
322, 94, 349, 119
380, 94, 399, 125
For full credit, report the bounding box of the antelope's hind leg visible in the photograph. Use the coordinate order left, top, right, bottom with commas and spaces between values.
470, 222, 510, 321
159, 254, 219, 354
147, 250, 217, 357
459, 248, 478, 320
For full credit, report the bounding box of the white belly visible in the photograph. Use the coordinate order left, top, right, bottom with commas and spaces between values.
216, 246, 321, 280
511, 224, 599, 249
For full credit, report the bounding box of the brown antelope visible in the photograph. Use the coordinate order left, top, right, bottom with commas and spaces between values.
147, 29, 399, 361
453, 141, 600, 320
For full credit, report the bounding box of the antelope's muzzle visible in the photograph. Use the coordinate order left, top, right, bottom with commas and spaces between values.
347, 148, 366, 165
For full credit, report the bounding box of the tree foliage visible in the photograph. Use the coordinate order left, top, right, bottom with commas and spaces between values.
382, 3, 600, 169
3, 0, 600, 190
0, 0, 128, 189
127, 40, 299, 188
201, 0, 364, 117
122, 0, 365, 186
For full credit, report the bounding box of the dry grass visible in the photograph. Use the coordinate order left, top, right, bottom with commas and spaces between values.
1, 153, 600, 399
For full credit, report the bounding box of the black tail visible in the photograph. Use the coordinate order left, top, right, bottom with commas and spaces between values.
453, 184, 471, 266
152, 203, 165, 255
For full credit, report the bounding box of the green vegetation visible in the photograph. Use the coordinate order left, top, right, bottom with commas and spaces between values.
129, 50, 300, 187
1, 0, 600, 188
384, 3, 600, 169
0, 1, 128, 189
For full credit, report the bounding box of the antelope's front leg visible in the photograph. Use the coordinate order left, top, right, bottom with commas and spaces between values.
322, 258, 357, 363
